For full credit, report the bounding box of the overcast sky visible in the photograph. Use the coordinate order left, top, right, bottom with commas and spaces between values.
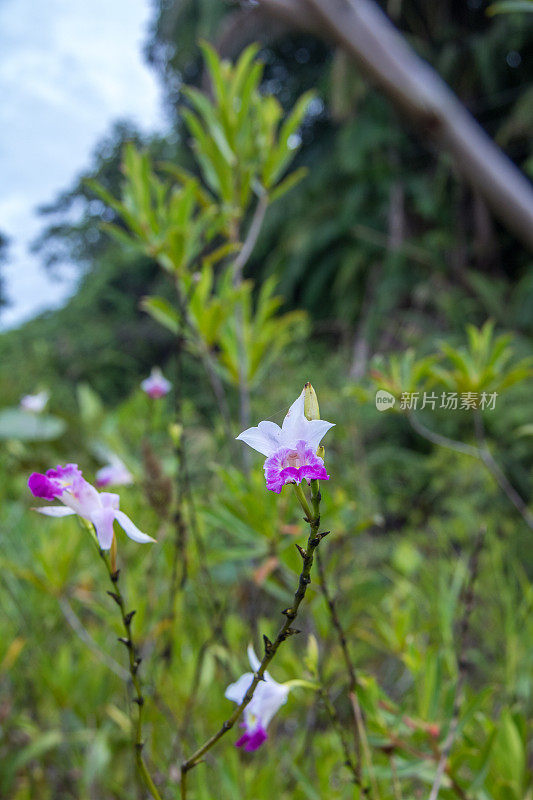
0, 0, 164, 330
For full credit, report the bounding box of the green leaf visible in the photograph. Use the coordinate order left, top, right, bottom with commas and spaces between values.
77, 384, 104, 426
487, 0, 533, 14
1, 730, 64, 793
141, 296, 181, 334
0, 409, 66, 441
269, 167, 308, 203
488, 710, 526, 797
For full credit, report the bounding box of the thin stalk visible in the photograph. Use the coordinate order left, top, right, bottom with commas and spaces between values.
427, 528, 485, 800
318, 681, 361, 789
473, 411, 533, 530
180, 480, 326, 797
93, 536, 162, 800
409, 412, 533, 530
163, 329, 188, 663
350, 692, 381, 800
231, 191, 269, 470
173, 278, 234, 444
407, 413, 478, 458
58, 596, 129, 681
315, 547, 363, 786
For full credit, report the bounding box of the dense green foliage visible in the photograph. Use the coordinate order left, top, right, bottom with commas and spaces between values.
1, 2, 533, 799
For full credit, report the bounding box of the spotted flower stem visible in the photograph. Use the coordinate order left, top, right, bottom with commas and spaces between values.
91, 529, 163, 800
180, 479, 326, 799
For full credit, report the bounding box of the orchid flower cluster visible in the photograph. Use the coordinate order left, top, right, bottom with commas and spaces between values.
28, 463, 154, 550
27, 383, 333, 759
236, 388, 334, 494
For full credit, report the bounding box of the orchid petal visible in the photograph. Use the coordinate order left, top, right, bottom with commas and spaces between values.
114, 510, 155, 544
33, 506, 77, 517
100, 492, 120, 510
250, 680, 290, 728
236, 425, 280, 457
225, 673, 254, 704
247, 644, 261, 672
90, 507, 116, 550
280, 391, 307, 442
256, 421, 282, 449
305, 419, 335, 452
96, 461, 133, 488
247, 644, 273, 682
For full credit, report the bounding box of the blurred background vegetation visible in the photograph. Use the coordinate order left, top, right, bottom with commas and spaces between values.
1, 1, 532, 798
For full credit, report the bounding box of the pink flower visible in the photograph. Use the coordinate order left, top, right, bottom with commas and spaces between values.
95, 457, 133, 488
20, 391, 49, 413
28, 464, 155, 550
141, 368, 171, 399
236, 390, 334, 493
225, 646, 290, 752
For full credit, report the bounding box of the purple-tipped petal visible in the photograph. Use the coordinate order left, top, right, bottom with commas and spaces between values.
235, 726, 268, 752
45, 463, 82, 485
278, 466, 300, 484
235, 732, 250, 749
245, 727, 268, 751
298, 464, 329, 483
265, 477, 284, 493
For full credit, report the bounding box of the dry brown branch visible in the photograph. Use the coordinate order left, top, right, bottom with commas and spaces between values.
257, 0, 533, 250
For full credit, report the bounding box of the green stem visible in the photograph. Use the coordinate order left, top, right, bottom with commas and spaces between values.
180, 480, 325, 796
94, 540, 163, 800
318, 683, 360, 787
315, 546, 364, 787
294, 482, 314, 521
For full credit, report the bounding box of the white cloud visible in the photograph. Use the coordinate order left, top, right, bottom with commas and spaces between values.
0, 0, 164, 329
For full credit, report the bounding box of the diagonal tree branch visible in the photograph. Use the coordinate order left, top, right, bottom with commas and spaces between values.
257, 0, 533, 250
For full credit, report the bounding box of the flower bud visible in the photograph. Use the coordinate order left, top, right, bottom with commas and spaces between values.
304, 633, 319, 677
303, 382, 320, 421
169, 422, 183, 446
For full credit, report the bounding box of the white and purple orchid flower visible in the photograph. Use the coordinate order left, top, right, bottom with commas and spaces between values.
20, 390, 49, 413
28, 464, 154, 550
141, 367, 172, 399
236, 390, 334, 493
225, 645, 290, 752
95, 456, 134, 488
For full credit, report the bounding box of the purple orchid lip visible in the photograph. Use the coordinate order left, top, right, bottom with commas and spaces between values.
264, 442, 329, 494
28, 472, 61, 501
235, 725, 268, 752
28, 463, 83, 500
